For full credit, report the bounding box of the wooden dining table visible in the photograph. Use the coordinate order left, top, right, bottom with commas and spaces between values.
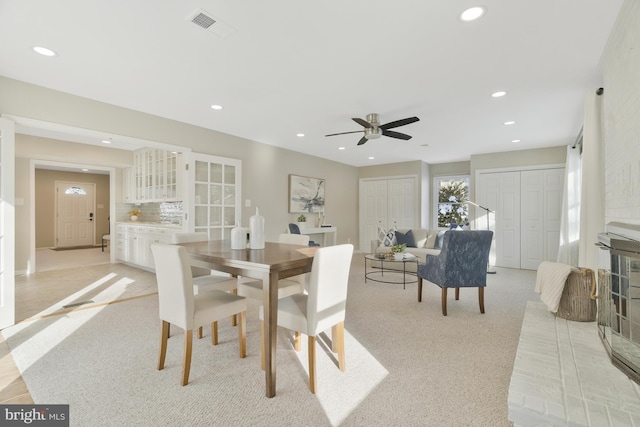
177, 240, 316, 398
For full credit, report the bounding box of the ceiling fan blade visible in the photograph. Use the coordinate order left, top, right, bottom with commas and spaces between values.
325, 130, 363, 137
352, 117, 373, 129
382, 130, 412, 140
380, 116, 420, 130
357, 136, 368, 146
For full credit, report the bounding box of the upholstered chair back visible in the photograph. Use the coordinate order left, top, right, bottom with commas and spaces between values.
171, 232, 211, 277
306, 244, 354, 335
151, 244, 195, 330
279, 233, 310, 246
419, 230, 493, 288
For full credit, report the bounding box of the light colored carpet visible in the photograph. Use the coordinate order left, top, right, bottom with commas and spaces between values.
2, 257, 538, 426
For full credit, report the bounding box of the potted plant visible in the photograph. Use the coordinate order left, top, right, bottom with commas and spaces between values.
128, 209, 142, 222
297, 214, 306, 229
390, 243, 406, 260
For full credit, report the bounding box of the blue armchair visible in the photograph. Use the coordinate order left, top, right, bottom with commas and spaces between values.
417, 230, 493, 316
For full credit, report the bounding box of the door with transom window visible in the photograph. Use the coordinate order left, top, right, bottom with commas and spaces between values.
55, 181, 96, 248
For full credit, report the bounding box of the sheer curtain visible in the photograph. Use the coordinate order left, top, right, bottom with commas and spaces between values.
578, 90, 605, 272
557, 144, 581, 265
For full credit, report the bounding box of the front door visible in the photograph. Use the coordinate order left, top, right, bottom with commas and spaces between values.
55, 181, 96, 248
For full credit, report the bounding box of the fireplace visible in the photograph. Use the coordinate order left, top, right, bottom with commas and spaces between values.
597, 222, 640, 384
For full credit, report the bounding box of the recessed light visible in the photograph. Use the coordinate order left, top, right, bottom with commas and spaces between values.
33, 46, 57, 57
460, 6, 485, 22
82, 168, 89, 172
368, 156, 375, 160
504, 121, 515, 125
211, 104, 223, 110
512, 139, 521, 143
101, 139, 112, 144
338, 147, 346, 150
296, 133, 305, 137
491, 91, 506, 98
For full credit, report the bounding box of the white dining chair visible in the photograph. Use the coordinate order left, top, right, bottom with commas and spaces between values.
170, 232, 237, 295
171, 231, 239, 333
151, 244, 247, 386
260, 243, 354, 393
236, 233, 310, 301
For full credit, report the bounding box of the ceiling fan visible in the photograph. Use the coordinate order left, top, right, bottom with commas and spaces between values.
325, 113, 420, 146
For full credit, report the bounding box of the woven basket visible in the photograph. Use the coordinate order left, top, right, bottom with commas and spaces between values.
556, 267, 597, 321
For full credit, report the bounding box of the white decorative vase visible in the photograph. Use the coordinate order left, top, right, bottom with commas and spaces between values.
249, 207, 265, 249
297, 221, 306, 229
130, 215, 138, 221
393, 253, 404, 260
231, 224, 247, 250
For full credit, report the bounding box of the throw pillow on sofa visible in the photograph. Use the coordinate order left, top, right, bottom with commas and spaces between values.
378, 226, 397, 247
424, 232, 438, 249
395, 230, 417, 248
434, 230, 448, 249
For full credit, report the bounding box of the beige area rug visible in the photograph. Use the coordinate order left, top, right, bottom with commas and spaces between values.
3, 258, 538, 426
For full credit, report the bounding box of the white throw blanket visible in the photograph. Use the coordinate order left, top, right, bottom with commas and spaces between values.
535, 261, 579, 313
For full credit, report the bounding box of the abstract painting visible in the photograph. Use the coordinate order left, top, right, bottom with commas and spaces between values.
289, 174, 325, 213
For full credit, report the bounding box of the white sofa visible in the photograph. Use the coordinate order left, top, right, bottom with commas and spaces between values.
371, 228, 446, 271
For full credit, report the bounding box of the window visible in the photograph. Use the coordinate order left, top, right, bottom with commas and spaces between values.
64, 186, 86, 195
434, 175, 469, 228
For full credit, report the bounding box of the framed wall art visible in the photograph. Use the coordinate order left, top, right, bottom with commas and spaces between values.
288, 174, 325, 213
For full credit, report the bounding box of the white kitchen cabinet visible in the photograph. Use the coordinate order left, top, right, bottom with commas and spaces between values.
115, 223, 180, 270
121, 167, 134, 203
133, 149, 183, 202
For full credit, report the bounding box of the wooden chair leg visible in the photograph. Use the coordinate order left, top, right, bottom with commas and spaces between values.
294, 331, 301, 351
181, 329, 193, 386
260, 320, 265, 370
331, 325, 338, 352
197, 326, 203, 339
479, 287, 485, 314
418, 277, 423, 302
335, 322, 346, 372
308, 335, 317, 394
237, 311, 246, 358
158, 320, 169, 370
231, 288, 238, 326
455, 287, 460, 300
442, 288, 448, 316
212, 321, 218, 345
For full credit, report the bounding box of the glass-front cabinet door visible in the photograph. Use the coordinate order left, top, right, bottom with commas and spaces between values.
188, 153, 241, 240
132, 149, 182, 202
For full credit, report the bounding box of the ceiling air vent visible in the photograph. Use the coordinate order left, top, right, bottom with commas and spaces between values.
187, 9, 236, 38
191, 11, 216, 30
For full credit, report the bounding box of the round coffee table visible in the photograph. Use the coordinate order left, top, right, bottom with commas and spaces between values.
364, 254, 420, 289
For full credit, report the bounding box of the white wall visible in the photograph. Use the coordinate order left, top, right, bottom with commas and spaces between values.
602, 0, 640, 225
1, 77, 359, 272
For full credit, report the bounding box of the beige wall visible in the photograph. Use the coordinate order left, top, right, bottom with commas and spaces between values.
35, 169, 110, 248
1, 76, 358, 272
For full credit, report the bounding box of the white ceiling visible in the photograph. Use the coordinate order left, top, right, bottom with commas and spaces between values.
0, 1, 624, 167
